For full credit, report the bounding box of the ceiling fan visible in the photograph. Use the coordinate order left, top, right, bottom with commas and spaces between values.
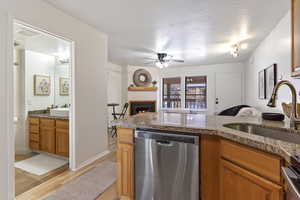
144, 53, 184, 68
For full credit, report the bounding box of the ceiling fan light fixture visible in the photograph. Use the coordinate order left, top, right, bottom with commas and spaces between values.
163, 62, 169, 68
155, 61, 163, 69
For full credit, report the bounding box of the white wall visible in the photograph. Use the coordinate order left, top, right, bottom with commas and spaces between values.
0, 1, 108, 198
160, 63, 245, 115
107, 62, 123, 124
245, 11, 300, 112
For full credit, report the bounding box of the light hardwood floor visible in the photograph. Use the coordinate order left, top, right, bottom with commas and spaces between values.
16, 151, 118, 200
15, 153, 69, 196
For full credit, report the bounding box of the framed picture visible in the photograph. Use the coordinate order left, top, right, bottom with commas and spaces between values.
258, 70, 266, 99
60, 77, 69, 96
265, 64, 277, 99
34, 75, 51, 96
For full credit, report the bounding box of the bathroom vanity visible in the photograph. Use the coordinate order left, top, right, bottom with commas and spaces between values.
114, 112, 300, 200
28, 113, 69, 157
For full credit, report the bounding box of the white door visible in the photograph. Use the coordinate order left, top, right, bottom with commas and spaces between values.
107, 70, 122, 125
215, 72, 243, 113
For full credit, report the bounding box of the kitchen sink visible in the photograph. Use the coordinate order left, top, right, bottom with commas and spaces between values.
223, 123, 300, 144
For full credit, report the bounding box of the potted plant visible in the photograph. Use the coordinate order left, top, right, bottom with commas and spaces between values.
152, 80, 157, 87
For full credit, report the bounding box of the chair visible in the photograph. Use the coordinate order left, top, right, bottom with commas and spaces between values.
111, 103, 129, 137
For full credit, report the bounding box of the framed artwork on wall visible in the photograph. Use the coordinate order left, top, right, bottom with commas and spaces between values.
258, 70, 266, 99
265, 64, 277, 99
34, 75, 51, 96
60, 77, 69, 96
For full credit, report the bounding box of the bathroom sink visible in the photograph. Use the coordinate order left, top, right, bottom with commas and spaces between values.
50, 108, 69, 117
223, 123, 300, 144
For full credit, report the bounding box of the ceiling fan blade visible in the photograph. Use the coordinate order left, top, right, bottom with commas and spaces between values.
144, 61, 156, 65
172, 59, 185, 63
143, 57, 157, 61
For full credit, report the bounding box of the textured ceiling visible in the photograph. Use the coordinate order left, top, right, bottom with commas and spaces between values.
44, 0, 290, 67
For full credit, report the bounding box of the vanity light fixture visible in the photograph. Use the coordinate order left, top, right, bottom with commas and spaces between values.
230, 43, 240, 57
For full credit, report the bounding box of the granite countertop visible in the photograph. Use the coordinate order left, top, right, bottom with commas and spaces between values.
29, 112, 69, 120
113, 112, 300, 163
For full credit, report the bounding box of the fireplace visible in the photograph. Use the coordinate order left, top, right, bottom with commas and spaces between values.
129, 101, 156, 115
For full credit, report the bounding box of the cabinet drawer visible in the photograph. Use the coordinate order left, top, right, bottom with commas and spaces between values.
56, 120, 69, 129
29, 117, 39, 125
30, 133, 39, 142
40, 118, 55, 127
117, 128, 134, 144
220, 139, 282, 184
30, 141, 39, 150
30, 125, 39, 133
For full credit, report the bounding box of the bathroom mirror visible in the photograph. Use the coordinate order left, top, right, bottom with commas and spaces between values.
14, 23, 71, 111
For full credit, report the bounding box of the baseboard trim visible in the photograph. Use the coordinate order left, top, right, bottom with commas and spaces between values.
15, 149, 31, 155
71, 150, 110, 171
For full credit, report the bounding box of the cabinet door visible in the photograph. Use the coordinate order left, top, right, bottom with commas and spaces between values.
117, 143, 134, 200
56, 128, 69, 157
220, 159, 283, 200
40, 127, 56, 154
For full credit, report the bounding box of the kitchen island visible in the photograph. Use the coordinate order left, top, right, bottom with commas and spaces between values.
114, 112, 300, 200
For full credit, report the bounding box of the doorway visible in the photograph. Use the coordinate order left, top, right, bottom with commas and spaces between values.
13, 22, 74, 197
215, 72, 243, 113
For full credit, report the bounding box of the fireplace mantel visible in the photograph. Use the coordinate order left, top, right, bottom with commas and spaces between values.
128, 86, 157, 91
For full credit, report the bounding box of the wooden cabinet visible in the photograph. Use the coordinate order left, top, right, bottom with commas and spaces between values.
40, 119, 56, 154
117, 128, 135, 200
116, 130, 285, 200
220, 139, 282, 184
56, 120, 69, 157
202, 137, 284, 200
219, 140, 283, 200
201, 135, 220, 200
28, 117, 69, 157
29, 117, 40, 150
220, 159, 283, 200
117, 143, 134, 199
292, 0, 300, 76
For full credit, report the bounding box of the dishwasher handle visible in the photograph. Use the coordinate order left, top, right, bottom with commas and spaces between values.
282, 167, 300, 199
156, 140, 174, 147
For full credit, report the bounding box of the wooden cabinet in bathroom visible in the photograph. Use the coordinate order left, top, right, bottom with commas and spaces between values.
55, 120, 69, 157
28, 117, 69, 157
29, 117, 40, 150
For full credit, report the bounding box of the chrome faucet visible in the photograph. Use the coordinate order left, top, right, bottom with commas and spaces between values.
267, 80, 300, 129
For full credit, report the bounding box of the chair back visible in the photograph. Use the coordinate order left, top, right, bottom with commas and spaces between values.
119, 103, 129, 119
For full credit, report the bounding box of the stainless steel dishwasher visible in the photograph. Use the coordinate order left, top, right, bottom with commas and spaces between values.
135, 129, 199, 200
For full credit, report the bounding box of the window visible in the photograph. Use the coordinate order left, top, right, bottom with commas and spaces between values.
162, 77, 181, 108
185, 76, 207, 109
